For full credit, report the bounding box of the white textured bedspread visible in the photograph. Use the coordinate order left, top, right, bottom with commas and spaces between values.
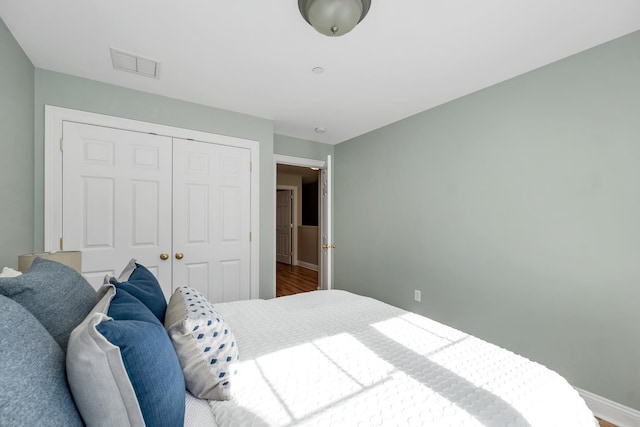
208, 290, 596, 426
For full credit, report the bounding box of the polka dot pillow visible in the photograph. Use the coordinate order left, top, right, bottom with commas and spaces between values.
164, 286, 239, 401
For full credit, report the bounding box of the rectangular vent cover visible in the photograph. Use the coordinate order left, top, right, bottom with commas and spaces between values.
110, 48, 160, 79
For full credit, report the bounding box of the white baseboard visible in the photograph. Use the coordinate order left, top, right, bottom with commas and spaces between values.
576, 387, 640, 427
296, 261, 318, 272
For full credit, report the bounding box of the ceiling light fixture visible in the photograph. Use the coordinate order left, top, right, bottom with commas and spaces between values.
298, 0, 371, 37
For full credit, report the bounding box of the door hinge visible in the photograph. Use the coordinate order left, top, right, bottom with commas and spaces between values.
59, 138, 64, 152
59, 237, 64, 250
250, 162, 253, 172
249, 232, 252, 242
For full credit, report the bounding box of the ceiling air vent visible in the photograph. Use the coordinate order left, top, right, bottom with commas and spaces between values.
110, 48, 160, 79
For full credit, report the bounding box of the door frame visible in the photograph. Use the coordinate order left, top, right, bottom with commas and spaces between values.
276, 186, 298, 266
44, 105, 261, 299
273, 154, 330, 295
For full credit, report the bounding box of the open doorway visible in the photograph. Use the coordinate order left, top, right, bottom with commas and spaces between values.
276, 164, 321, 297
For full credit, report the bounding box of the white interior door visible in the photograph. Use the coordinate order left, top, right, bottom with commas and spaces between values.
320, 155, 332, 290
62, 122, 173, 295
172, 138, 252, 303
276, 190, 293, 264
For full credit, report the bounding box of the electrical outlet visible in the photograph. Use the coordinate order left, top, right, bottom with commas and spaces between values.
414, 290, 421, 302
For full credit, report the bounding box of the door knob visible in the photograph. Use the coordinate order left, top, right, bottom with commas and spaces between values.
175, 252, 184, 260
160, 253, 169, 260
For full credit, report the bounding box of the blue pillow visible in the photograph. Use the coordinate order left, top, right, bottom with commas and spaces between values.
110, 260, 167, 322
67, 286, 185, 427
106, 287, 161, 323
0, 257, 97, 351
0, 295, 84, 426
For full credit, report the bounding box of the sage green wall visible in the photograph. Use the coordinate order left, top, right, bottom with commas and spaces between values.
33, 70, 276, 299
0, 18, 34, 268
274, 134, 334, 161
335, 31, 640, 410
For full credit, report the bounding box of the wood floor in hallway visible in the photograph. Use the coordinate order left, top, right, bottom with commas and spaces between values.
276, 263, 318, 297
597, 418, 618, 427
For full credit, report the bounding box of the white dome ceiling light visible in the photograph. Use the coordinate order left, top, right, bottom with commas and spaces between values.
298, 0, 372, 37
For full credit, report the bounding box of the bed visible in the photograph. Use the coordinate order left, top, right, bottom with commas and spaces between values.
0, 259, 597, 426
201, 290, 597, 426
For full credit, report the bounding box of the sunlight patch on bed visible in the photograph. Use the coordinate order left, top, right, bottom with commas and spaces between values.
429, 337, 589, 426
231, 333, 395, 423
230, 359, 294, 425
372, 316, 586, 426
428, 336, 521, 387
228, 334, 487, 426
371, 315, 465, 356
399, 312, 468, 341
302, 370, 485, 427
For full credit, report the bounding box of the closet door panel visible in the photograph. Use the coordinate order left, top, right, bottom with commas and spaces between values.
131, 180, 161, 246
173, 138, 251, 303
62, 122, 173, 295
82, 177, 115, 248
186, 184, 209, 243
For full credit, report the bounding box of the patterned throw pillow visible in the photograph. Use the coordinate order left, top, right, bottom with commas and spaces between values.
164, 286, 239, 401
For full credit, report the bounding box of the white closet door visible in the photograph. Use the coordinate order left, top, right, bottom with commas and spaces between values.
172, 138, 251, 303
62, 122, 173, 296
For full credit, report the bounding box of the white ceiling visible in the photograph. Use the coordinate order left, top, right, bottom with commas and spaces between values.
1, 0, 639, 145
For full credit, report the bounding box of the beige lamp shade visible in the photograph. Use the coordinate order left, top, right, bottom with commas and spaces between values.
18, 251, 82, 273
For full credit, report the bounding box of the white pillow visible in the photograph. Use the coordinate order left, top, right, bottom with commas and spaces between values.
164, 286, 239, 401
66, 286, 144, 426
0, 267, 22, 277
